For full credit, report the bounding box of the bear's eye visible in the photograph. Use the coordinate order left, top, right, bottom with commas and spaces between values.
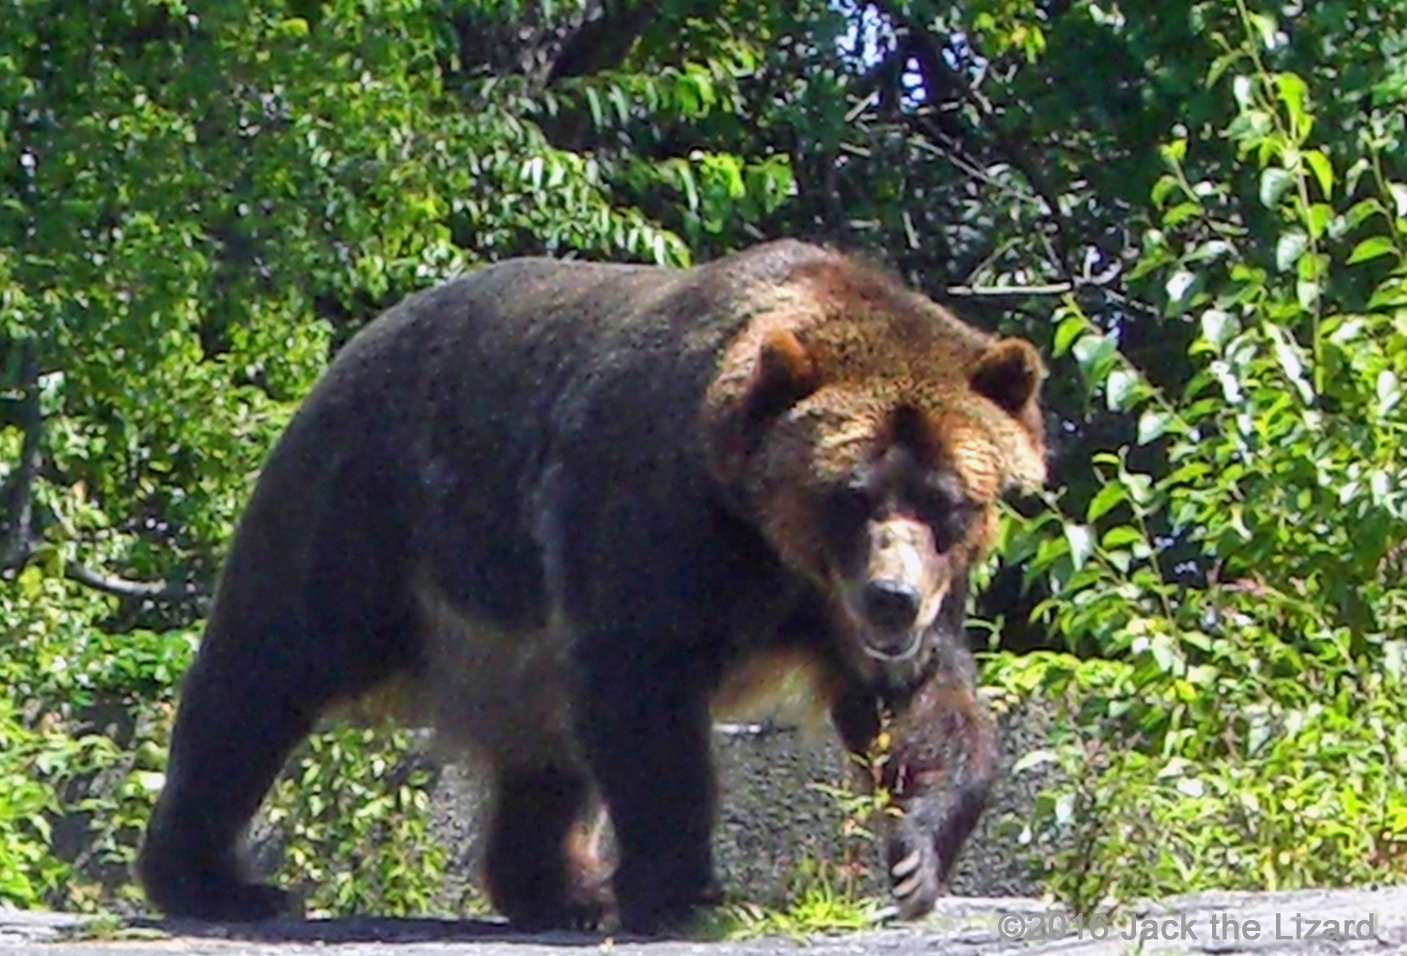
837, 480, 873, 520
909, 481, 978, 549
819, 480, 872, 548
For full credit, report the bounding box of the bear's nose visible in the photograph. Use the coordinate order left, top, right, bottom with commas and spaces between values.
861, 579, 921, 633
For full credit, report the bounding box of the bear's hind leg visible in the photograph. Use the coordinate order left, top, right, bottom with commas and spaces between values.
137, 600, 416, 921
136, 619, 337, 921
484, 764, 610, 930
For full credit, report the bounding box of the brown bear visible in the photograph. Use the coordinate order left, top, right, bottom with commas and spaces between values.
135, 238, 1047, 934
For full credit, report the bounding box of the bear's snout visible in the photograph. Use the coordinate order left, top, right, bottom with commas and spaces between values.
861, 578, 922, 633
839, 514, 949, 662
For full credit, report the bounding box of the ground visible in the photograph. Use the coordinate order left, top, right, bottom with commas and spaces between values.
4, 889, 1405, 956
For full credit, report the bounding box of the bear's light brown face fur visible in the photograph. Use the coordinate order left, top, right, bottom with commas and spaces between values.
703, 256, 1046, 666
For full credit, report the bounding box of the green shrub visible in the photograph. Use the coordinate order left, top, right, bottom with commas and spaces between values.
0, 564, 451, 915
265, 727, 453, 917
994, 0, 1407, 910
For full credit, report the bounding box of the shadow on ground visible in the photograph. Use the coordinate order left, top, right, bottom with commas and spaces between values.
117, 914, 612, 946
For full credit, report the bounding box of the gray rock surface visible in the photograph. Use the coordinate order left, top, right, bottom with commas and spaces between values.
425, 693, 1068, 909
4, 887, 1405, 955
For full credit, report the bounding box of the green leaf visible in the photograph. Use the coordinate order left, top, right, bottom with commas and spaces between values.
1102, 526, 1143, 549
1378, 370, 1401, 412
1105, 367, 1140, 411
1166, 269, 1198, 311
1306, 203, 1333, 240
1163, 201, 1202, 227
584, 86, 604, 127
1160, 138, 1187, 164
1199, 309, 1237, 349
1391, 182, 1407, 218
1275, 229, 1308, 271
674, 162, 700, 211
1275, 72, 1308, 121
1087, 482, 1127, 522
1248, 12, 1280, 50
1207, 49, 1243, 90
1064, 523, 1094, 571
1296, 277, 1321, 310
1232, 74, 1255, 108
608, 84, 630, 123
1368, 278, 1407, 310
1151, 174, 1181, 208
1260, 168, 1295, 208
1148, 631, 1178, 673
1265, 324, 1313, 402
1346, 197, 1385, 228
1137, 409, 1172, 445
1187, 239, 1232, 264
1052, 313, 1085, 357
1347, 235, 1396, 264
1303, 150, 1333, 197
1072, 332, 1118, 388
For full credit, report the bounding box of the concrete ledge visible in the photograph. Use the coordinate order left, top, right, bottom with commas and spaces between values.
6, 887, 1405, 954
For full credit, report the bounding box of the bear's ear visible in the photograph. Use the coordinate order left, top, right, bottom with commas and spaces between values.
968, 338, 1043, 421
968, 338, 1048, 495
704, 327, 824, 488
745, 329, 822, 427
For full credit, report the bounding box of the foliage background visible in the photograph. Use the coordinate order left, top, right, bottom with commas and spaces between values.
2, 0, 1406, 916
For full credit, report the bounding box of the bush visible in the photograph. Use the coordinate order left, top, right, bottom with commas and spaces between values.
991, 2, 1407, 911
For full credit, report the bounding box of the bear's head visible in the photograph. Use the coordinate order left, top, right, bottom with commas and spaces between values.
704, 258, 1046, 677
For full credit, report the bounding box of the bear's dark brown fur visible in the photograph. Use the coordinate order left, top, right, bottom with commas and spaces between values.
136, 239, 1046, 933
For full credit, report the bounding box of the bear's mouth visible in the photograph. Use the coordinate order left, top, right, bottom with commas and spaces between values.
860, 628, 926, 662
836, 581, 942, 664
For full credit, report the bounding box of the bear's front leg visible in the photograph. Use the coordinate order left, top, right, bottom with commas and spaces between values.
830, 656, 998, 920
882, 675, 998, 918
572, 633, 723, 935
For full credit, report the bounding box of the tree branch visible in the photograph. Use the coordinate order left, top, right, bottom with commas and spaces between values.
63, 561, 207, 602
870, 0, 1083, 284
850, 37, 914, 116
946, 281, 1076, 297
946, 274, 1160, 318
0, 341, 208, 601
1, 340, 41, 569
544, 0, 655, 85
